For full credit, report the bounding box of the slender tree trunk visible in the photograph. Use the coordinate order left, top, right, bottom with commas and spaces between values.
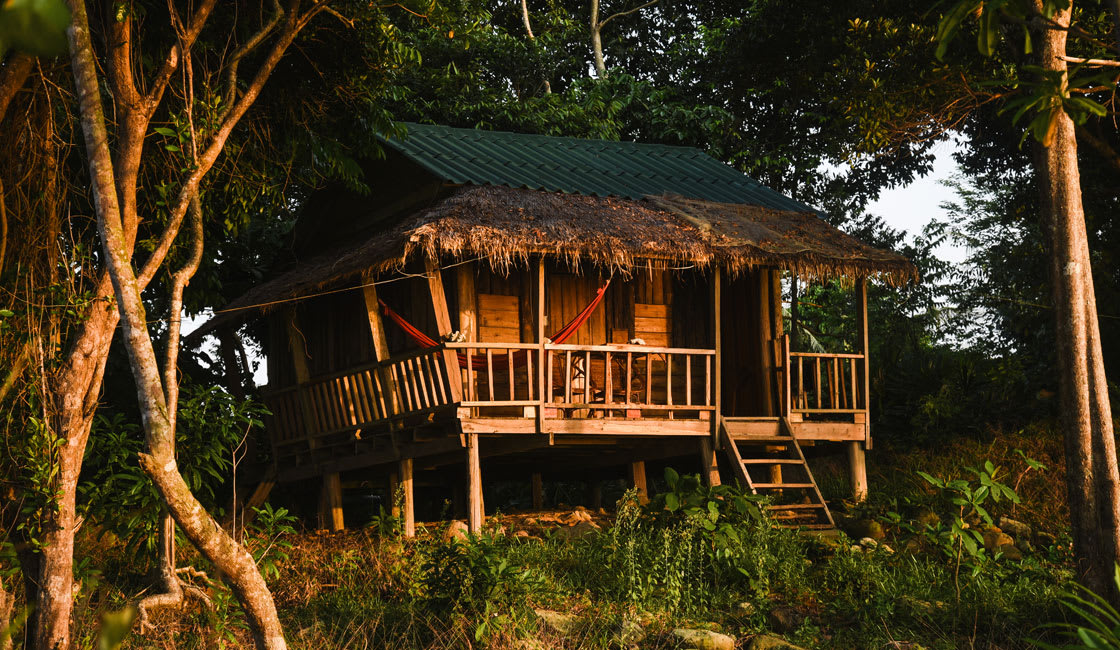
33, 295, 117, 650
66, 0, 294, 645
1034, 3, 1120, 600
590, 0, 606, 78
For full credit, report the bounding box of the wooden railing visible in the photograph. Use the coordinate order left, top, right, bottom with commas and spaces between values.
263, 345, 455, 452
442, 342, 715, 418
545, 344, 714, 417
775, 335, 868, 415
446, 342, 542, 409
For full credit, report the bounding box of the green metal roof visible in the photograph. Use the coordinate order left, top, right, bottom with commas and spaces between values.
381, 123, 815, 212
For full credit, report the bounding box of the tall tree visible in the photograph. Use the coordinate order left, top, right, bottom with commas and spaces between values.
938, 0, 1120, 598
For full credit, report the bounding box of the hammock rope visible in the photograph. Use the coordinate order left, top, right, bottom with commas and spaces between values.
379, 280, 611, 370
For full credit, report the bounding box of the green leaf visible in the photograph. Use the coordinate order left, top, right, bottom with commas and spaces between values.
663, 466, 679, 487
664, 492, 680, 512
154, 127, 177, 137
0, 0, 71, 57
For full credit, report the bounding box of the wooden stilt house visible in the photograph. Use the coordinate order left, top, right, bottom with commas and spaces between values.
198, 124, 916, 533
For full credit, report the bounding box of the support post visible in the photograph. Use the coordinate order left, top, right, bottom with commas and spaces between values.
467, 434, 483, 533
856, 277, 871, 449
361, 278, 403, 427
712, 266, 722, 444
322, 473, 344, 531
629, 460, 649, 505
457, 265, 478, 413
790, 276, 800, 351
588, 481, 602, 509
399, 458, 416, 537
286, 308, 346, 530
699, 438, 721, 487
425, 256, 464, 402
536, 258, 546, 434
848, 441, 868, 503
531, 472, 544, 510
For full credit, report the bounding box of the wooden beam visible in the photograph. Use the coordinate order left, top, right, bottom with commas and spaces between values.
699, 438, 721, 486
424, 256, 464, 402
467, 434, 484, 533
361, 278, 403, 422
855, 277, 871, 450
531, 472, 544, 510
712, 266, 722, 443
400, 458, 416, 537
848, 441, 868, 502
790, 276, 800, 351
286, 308, 348, 530
323, 472, 344, 531
536, 259, 546, 434
629, 460, 649, 504
457, 265, 478, 341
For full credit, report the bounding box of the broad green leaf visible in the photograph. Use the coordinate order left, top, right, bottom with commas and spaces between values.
0, 0, 71, 57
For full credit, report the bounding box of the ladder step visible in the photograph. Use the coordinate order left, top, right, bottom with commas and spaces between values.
766, 503, 826, 510
731, 436, 792, 443
753, 483, 815, 489
741, 458, 803, 465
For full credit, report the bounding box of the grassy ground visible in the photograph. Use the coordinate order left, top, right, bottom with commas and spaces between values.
64, 424, 1079, 649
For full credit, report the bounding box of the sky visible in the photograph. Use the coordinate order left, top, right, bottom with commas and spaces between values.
864, 140, 966, 264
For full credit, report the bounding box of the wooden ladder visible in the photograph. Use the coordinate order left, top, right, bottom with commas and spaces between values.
719, 416, 836, 530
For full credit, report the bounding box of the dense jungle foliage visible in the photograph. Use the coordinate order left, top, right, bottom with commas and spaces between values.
2, 0, 1119, 648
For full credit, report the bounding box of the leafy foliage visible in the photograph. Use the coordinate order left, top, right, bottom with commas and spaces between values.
80, 385, 268, 558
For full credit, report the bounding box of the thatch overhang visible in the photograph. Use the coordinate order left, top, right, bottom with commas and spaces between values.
196, 185, 916, 336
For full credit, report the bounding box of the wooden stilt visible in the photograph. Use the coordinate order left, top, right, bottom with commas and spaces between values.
629, 460, 649, 504
400, 458, 416, 537
531, 472, 544, 510
589, 481, 602, 509
712, 266, 722, 444
323, 473, 344, 531
856, 277, 872, 451
699, 438, 721, 486
848, 442, 868, 502
467, 434, 483, 533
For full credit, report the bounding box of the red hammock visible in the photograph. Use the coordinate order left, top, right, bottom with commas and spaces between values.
379, 280, 611, 370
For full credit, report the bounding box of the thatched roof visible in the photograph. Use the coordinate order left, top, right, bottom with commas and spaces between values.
197, 185, 915, 334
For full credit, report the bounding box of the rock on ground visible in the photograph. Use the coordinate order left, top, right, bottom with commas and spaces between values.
748, 635, 808, 650
444, 520, 469, 541
672, 628, 735, 650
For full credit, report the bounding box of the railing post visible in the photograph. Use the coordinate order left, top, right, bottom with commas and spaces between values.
712, 265, 722, 444
856, 277, 871, 448
536, 258, 546, 435
783, 335, 792, 418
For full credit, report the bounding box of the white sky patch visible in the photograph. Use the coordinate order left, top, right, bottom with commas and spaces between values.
182, 310, 269, 387
866, 139, 967, 265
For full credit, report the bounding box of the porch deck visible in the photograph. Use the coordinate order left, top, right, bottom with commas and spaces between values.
261, 338, 868, 478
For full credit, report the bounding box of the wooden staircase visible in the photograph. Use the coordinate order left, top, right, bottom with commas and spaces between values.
720, 416, 836, 530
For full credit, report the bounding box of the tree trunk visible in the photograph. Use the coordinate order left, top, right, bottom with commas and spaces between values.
590, 0, 606, 78
33, 295, 117, 650
1034, 3, 1120, 600
65, 0, 292, 645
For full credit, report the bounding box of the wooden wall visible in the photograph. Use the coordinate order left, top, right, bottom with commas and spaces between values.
720, 267, 783, 417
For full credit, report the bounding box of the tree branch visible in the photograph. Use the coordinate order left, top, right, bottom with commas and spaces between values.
597, 0, 657, 31
1061, 55, 1120, 67
221, 0, 285, 121
137, 0, 313, 291
0, 52, 34, 124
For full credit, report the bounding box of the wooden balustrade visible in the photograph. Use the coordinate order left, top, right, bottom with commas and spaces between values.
544, 343, 714, 418
263, 342, 718, 456
780, 337, 867, 415
263, 345, 455, 453
445, 342, 542, 408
